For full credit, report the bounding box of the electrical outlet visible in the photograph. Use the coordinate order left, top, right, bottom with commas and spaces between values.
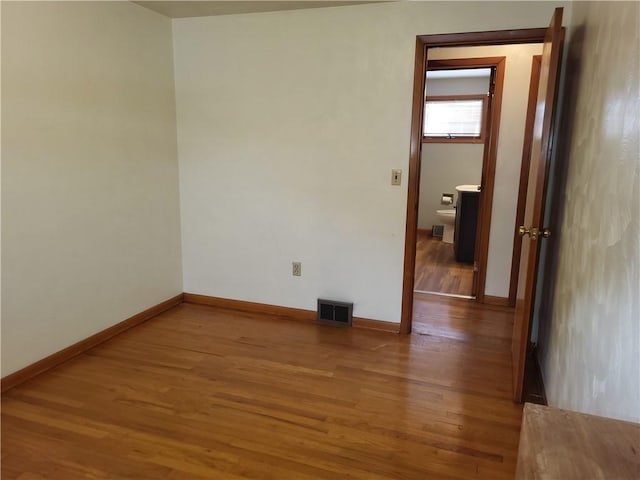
292, 262, 302, 276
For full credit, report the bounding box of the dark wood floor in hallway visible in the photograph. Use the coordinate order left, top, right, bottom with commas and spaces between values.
2, 301, 522, 479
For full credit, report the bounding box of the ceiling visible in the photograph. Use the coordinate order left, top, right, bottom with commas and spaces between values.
133, 1, 386, 19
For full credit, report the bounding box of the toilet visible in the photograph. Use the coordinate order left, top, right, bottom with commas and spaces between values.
436, 209, 456, 244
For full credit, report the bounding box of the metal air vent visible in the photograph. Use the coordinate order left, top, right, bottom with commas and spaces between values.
317, 299, 353, 327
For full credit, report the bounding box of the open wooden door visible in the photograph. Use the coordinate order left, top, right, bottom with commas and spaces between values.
512, 8, 564, 402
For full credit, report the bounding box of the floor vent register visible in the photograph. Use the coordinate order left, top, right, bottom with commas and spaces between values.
317, 299, 353, 327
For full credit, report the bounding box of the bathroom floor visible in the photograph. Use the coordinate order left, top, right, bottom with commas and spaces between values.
414, 231, 474, 296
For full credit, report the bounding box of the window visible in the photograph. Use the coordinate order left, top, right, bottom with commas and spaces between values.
423, 94, 487, 143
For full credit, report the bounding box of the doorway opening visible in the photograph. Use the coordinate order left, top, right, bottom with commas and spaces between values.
401, 8, 564, 404
401, 29, 548, 337
414, 59, 502, 301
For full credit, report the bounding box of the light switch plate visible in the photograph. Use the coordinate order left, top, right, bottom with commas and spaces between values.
391, 169, 402, 186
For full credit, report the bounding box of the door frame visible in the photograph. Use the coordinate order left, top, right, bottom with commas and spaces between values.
424, 56, 506, 301
400, 28, 547, 334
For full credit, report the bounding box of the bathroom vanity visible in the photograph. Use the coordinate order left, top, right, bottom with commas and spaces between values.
454, 185, 480, 264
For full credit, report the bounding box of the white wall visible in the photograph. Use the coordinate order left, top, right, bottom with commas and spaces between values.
173, 1, 563, 323
539, 1, 640, 422
1, 2, 183, 376
418, 76, 487, 230
418, 144, 483, 230
428, 44, 543, 298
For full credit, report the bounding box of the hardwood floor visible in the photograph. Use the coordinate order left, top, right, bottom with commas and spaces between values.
414, 231, 474, 297
412, 292, 514, 349
2, 302, 522, 479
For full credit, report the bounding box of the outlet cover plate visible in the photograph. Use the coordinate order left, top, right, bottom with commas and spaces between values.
292, 262, 301, 276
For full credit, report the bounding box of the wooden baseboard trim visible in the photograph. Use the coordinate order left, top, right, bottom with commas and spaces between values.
1, 294, 184, 393
183, 293, 400, 333
183, 293, 316, 322
352, 317, 400, 333
483, 295, 511, 307
417, 228, 433, 236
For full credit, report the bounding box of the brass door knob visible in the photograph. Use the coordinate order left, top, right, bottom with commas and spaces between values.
519, 226, 551, 240
529, 228, 540, 240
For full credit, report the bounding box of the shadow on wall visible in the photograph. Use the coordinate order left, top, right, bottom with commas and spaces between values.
536, 24, 585, 362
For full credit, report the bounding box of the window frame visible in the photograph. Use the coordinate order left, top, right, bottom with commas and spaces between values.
422, 94, 489, 144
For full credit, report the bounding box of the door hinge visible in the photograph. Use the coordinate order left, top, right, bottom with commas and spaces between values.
473, 261, 479, 272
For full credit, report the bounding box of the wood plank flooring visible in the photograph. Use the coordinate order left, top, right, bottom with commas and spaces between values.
412, 292, 514, 350
414, 232, 474, 296
2, 301, 522, 479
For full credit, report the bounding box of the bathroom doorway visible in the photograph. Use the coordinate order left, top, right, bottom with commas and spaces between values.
414, 62, 496, 299
415, 54, 509, 301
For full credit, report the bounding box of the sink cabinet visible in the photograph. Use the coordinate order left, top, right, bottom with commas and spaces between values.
454, 190, 479, 264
